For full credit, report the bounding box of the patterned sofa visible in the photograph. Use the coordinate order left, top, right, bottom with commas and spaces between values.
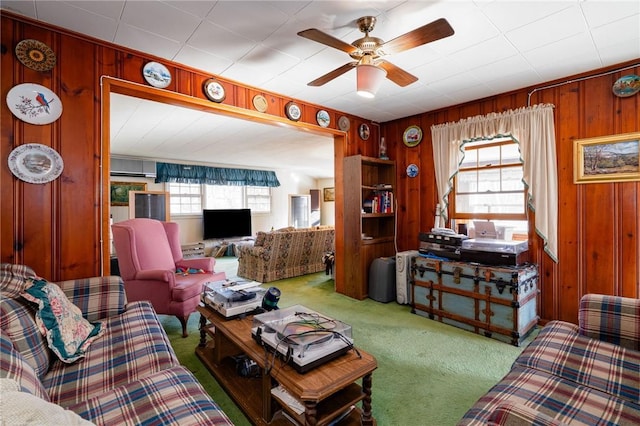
0, 263, 232, 425
458, 294, 640, 425
236, 226, 335, 283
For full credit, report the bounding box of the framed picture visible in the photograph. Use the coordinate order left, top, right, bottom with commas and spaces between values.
574, 132, 640, 184
359, 123, 370, 140
110, 181, 147, 206
323, 187, 335, 202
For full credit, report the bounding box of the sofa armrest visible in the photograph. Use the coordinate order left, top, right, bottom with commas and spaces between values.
176, 257, 215, 272
488, 402, 568, 426
578, 294, 640, 350
239, 245, 270, 261
58, 276, 126, 322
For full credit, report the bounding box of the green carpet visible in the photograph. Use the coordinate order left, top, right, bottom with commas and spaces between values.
160, 258, 535, 425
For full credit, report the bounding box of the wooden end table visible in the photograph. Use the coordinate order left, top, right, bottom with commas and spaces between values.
196, 304, 377, 425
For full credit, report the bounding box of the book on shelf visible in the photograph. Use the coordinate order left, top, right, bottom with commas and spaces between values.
365, 190, 393, 214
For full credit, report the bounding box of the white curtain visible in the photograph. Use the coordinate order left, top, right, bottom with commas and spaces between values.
431, 103, 558, 262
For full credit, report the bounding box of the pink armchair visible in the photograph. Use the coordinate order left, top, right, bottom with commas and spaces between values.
111, 218, 225, 337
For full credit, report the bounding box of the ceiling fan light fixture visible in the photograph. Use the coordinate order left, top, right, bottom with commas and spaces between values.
356, 64, 386, 98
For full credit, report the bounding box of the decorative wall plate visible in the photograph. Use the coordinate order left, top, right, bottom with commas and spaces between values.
612, 74, 640, 97
285, 101, 301, 121
143, 61, 171, 88
316, 110, 330, 127
403, 125, 423, 147
15, 39, 56, 71
203, 78, 226, 102
338, 115, 350, 131
6, 83, 63, 125
253, 95, 268, 112
359, 123, 370, 140
8, 143, 64, 184
406, 164, 419, 178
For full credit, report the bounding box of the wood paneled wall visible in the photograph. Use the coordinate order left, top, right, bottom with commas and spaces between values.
0, 12, 375, 287
2, 12, 637, 323
383, 61, 640, 323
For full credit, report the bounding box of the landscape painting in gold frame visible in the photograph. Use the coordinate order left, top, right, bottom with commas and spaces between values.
573, 132, 640, 184
110, 181, 147, 206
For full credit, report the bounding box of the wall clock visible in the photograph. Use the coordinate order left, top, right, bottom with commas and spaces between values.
252, 95, 268, 112
316, 110, 330, 127
406, 164, 419, 178
403, 125, 423, 147
359, 123, 370, 140
285, 101, 301, 121
203, 78, 226, 102
143, 61, 171, 88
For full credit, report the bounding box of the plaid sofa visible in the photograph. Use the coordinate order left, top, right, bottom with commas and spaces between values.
458, 294, 640, 426
0, 263, 232, 426
236, 226, 335, 283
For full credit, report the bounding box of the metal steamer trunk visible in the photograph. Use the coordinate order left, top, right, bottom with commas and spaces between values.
410, 257, 538, 346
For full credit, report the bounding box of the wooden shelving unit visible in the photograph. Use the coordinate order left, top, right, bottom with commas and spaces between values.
343, 155, 396, 299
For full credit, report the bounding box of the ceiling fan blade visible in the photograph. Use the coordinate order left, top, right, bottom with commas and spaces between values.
382, 18, 454, 55
307, 62, 357, 86
378, 60, 418, 87
297, 28, 357, 54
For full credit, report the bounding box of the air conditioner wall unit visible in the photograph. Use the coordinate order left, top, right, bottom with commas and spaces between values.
110, 158, 156, 178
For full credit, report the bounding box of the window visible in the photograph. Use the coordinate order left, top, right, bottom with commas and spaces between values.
451, 138, 527, 234
168, 183, 271, 215
168, 183, 202, 215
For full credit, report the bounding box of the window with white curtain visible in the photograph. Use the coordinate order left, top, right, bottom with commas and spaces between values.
451, 138, 528, 237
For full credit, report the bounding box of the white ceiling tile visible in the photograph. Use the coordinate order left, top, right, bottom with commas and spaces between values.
447, 35, 519, 71
120, 1, 201, 42
590, 13, 640, 52
580, 0, 640, 28
173, 46, 234, 75
62, 0, 125, 19
187, 20, 255, 62
163, 1, 215, 18
506, 5, 587, 52
33, 1, 119, 42
114, 24, 182, 59
238, 44, 300, 75
1, 1, 36, 17
479, 0, 574, 32
207, 1, 290, 42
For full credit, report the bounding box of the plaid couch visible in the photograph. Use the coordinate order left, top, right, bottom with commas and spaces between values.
0, 263, 232, 426
236, 226, 335, 283
458, 294, 640, 426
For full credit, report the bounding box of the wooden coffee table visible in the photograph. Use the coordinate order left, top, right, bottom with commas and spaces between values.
196, 305, 377, 425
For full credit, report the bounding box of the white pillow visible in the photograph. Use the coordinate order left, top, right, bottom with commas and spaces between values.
0, 378, 96, 425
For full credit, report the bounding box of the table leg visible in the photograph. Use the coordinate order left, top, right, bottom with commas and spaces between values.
304, 400, 318, 426
361, 373, 374, 425
198, 313, 207, 347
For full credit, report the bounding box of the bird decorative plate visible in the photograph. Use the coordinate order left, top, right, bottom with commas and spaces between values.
406, 163, 419, 178
15, 39, 56, 72
143, 61, 171, 88
6, 83, 63, 125
8, 143, 64, 184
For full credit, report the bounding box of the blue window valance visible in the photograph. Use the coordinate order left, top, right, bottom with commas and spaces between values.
155, 162, 280, 187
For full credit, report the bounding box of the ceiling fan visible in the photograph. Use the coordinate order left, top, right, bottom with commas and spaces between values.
297, 16, 454, 92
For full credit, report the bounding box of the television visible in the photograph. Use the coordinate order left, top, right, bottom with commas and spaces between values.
203, 209, 252, 240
